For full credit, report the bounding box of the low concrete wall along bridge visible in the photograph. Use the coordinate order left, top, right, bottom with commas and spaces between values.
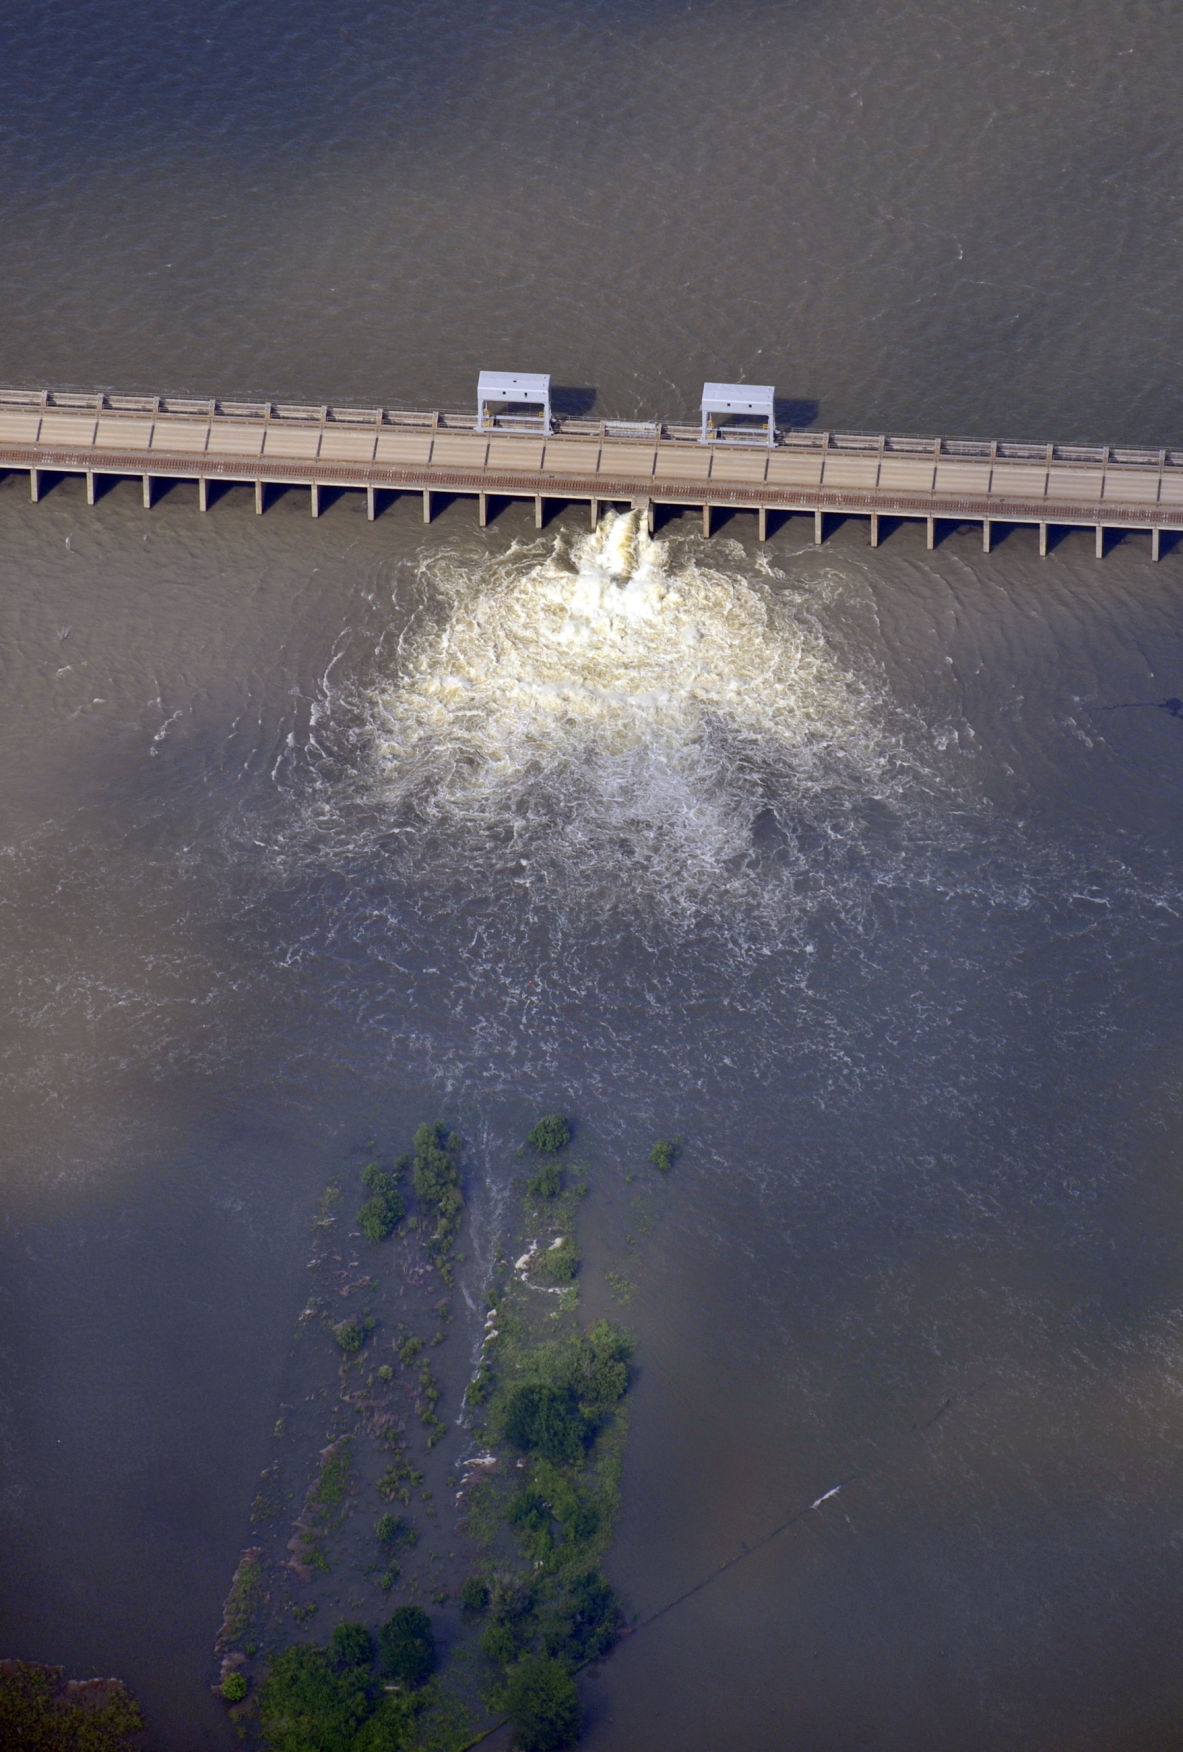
2, 387, 1181, 560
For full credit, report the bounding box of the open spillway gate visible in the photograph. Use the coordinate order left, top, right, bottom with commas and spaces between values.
2, 387, 1182, 559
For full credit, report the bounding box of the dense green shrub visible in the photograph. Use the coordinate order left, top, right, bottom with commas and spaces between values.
220, 1670, 248, 1702
526, 1160, 564, 1200
501, 1657, 580, 1752
327, 1622, 374, 1672
358, 1163, 406, 1243
531, 1237, 578, 1284
0, 1662, 146, 1752
258, 1644, 373, 1752
508, 1487, 552, 1536
333, 1317, 373, 1354
648, 1138, 676, 1173
411, 1124, 464, 1251
350, 1691, 418, 1752
376, 1512, 416, 1550
459, 1575, 490, 1615
541, 1570, 622, 1664
568, 1321, 632, 1409
378, 1607, 436, 1689
502, 1382, 588, 1464
526, 1115, 571, 1154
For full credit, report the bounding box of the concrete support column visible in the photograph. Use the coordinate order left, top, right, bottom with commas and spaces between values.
29, 468, 40, 503
647, 501, 655, 535
814, 508, 823, 545
589, 497, 599, 529
198, 477, 208, 512
870, 512, 879, 548
758, 505, 767, 542
366, 485, 376, 522
1095, 524, 1104, 559
86, 471, 96, 507
1152, 526, 1161, 562
255, 480, 264, 516
422, 489, 432, 524
142, 474, 153, 510
702, 503, 711, 538
478, 492, 487, 529
982, 518, 991, 554
925, 514, 935, 551
1039, 522, 1048, 557
310, 482, 320, 519
534, 494, 543, 530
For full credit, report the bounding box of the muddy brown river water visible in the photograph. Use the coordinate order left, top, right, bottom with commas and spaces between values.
3, 2, 1183, 1747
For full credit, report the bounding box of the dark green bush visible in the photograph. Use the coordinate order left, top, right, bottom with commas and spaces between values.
220, 1671, 248, 1703
377, 1606, 436, 1689
526, 1160, 564, 1200
648, 1138, 676, 1173
502, 1382, 588, 1464
411, 1124, 464, 1250
333, 1317, 373, 1355
542, 1570, 622, 1664
358, 1165, 406, 1243
350, 1691, 418, 1752
376, 1512, 415, 1549
258, 1644, 373, 1752
459, 1575, 490, 1615
327, 1622, 374, 1672
479, 1618, 520, 1668
501, 1656, 580, 1752
531, 1237, 578, 1284
508, 1487, 552, 1536
526, 1115, 571, 1154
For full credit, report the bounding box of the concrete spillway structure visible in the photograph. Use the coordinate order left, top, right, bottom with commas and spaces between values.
2, 387, 1182, 558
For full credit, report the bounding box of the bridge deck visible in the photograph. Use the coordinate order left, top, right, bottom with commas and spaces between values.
2, 388, 1181, 554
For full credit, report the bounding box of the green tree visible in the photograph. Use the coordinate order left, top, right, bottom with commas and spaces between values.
501, 1657, 580, 1752
258, 1644, 373, 1752
411, 1124, 463, 1249
378, 1607, 436, 1689
350, 1691, 418, 1752
358, 1163, 406, 1243
0, 1661, 144, 1752
328, 1622, 374, 1672
220, 1670, 248, 1702
502, 1382, 588, 1465
526, 1115, 570, 1154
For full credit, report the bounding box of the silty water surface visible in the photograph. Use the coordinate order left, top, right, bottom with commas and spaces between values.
2, 2, 1183, 1748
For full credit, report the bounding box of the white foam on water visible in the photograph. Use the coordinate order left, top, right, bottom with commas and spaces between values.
360, 511, 929, 934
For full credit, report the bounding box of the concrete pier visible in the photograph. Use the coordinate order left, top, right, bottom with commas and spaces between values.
0, 387, 1180, 560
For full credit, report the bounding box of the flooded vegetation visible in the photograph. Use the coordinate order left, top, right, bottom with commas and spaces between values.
210, 1117, 666, 1750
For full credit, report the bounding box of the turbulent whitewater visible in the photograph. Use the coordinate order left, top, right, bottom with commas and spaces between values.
353, 511, 933, 932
